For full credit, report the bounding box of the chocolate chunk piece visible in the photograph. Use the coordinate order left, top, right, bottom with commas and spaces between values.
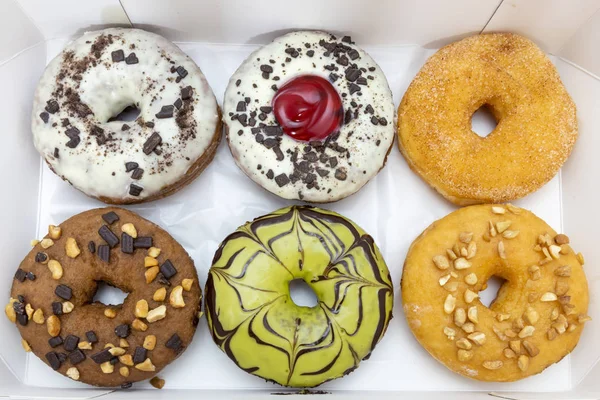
143, 132, 162, 155
273, 146, 284, 161
236, 101, 246, 112
98, 245, 110, 263
345, 68, 360, 82
275, 173, 290, 187
263, 138, 278, 149
102, 211, 120, 224
165, 333, 183, 351
335, 168, 347, 181
63, 335, 80, 352
53, 148, 59, 158
329, 157, 338, 168
45, 100, 59, 114
348, 49, 360, 60
317, 168, 330, 177
121, 382, 133, 389
88, 241, 96, 254
57, 352, 67, 363
342, 35, 352, 43
46, 352, 61, 370
259, 106, 272, 113
133, 346, 147, 364
91, 349, 112, 364
48, 336, 63, 348
26, 272, 35, 281
111, 50, 125, 62
344, 109, 353, 124
348, 83, 361, 95
379, 117, 388, 126
122, 124, 130, 131
125, 52, 139, 64
160, 260, 177, 279
17, 295, 24, 303
65, 127, 80, 140
133, 237, 152, 249
13, 301, 25, 316
86, 331, 98, 343
357, 77, 368, 85
40, 112, 49, 123
156, 105, 174, 119
370, 116, 379, 125
131, 168, 144, 180
145, 121, 155, 128
306, 50, 315, 57
65, 136, 80, 148
235, 79, 241, 86
14, 269, 26, 282
52, 302, 63, 315
176, 66, 188, 79
16, 313, 28, 326
260, 65, 273, 73
129, 184, 143, 197
99, 225, 119, 248
121, 233, 134, 254
69, 349, 86, 365
181, 86, 193, 100
125, 162, 138, 172
115, 324, 131, 338
35, 252, 48, 263
55, 284, 72, 300
174, 98, 183, 109
365, 104, 374, 114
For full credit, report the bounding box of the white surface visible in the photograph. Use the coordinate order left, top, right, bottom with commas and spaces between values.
25, 41, 570, 392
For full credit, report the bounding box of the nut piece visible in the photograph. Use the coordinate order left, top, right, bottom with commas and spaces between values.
547, 328, 558, 341
135, 299, 149, 318
132, 318, 148, 332
522, 340, 539, 357
148, 247, 161, 258
66, 367, 80, 381
153, 287, 167, 302
509, 340, 521, 354
578, 314, 592, 324
101, 361, 114, 374
467, 332, 486, 345
169, 286, 186, 308
119, 338, 129, 348
498, 241, 506, 259
541, 292, 558, 302
119, 366, 130, 377
146, 305, 167, 323
464, 289, 479, 304
30, 239, 39, 246
145, 266, 159, 283
143, 335, 157, 350
468, 306, 479, 324
62, 301, 74, 314
65, 238, 81, 258
504, 348, 516, 359
461, 322, 475, 333
121, 223, 138, 238
446, 249, 458, 260
524, 307, 539, 325
25, 304, 34, 320
104, 308, 117, 318
443, 327, 456, 339
496, 313, 510, 322
457, 349, 473, 362
454, 308, 466, 327
577, 252, 585, 265
493, 326, 508, 341
454, 258, 472, 270
492, 206, 506, 214
528, 292, 539, 303
502, 230, 520, 239
568, 323, 577, 332
464, 273, 478, 285
144, 257, 158, 268
150, 376, 165, 389
47, 315, 61, 337
439, 274, 451, 286
459, 232, 473, 244
456, 338, 472, 350
21, 338, 31, 352
182, 278, 193, 292
554, 265, 571, 277
33, 308, 45, 324
109, 347, 126, 356
554, 234, 570, 245
135, 358, 156, 372
549, 245, 562, 259
47, 260, 63, 280
443, 294, 456, 314
528, 265, 541, 281
483, 360, 503, 370
48, 225, 62, 240
496, 221, 512, 233
78, 341, 92, 350
433, 255, 450, 270
518, 326, 535, 338
466, 241, 477, 259
119, 354, 134, 366
518, 355, 530, 371
444, 281, 459, 292
489, 221, 497, 237
555, 280, 569, 296
40, 238, 54, 249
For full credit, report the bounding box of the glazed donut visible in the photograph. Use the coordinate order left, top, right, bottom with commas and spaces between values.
32, 28, 221, 204
205, 206, 394, 387
6, 208, 201, 387
402, 204, 590, 381
398, 33, 577, 205
223, 31, 395, 203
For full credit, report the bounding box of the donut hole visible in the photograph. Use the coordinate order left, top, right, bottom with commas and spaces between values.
107, 105, 140, 123
288, 278, 318, 308
471, 104, 497, 138
478, 275, 507, 307
92, 281, 128, 305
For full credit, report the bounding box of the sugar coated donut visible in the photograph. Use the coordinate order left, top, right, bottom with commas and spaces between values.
402, 204, 590, 381
223, 31, 395, 203
398, 33, 577, 205
205, 206, 394, 387
7, 208, 201, 387
32, 28, 221, 204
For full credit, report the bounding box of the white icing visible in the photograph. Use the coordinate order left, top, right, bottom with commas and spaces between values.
223, 31, 395, 202
32, 28, 219, 201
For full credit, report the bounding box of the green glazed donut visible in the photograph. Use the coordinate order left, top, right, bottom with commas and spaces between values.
205, 206, 394, 387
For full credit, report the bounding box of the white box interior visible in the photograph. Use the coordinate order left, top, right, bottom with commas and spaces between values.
1, 0, 600, 398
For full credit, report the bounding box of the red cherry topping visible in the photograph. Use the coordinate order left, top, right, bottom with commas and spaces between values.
272, 75, 343, 142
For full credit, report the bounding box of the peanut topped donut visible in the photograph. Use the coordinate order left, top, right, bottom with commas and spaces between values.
224, 31, 395, 202
6, 208, 201, 387
398, 33, 577, 205
32, 28, 221, 204
402, 204, 590, 381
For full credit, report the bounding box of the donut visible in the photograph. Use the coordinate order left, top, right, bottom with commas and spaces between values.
6, 208, 202, 387
223, 31, 395, 203
32, 28, 221, 204
205, 205, 394, 387
398, 33, 577, 205
401, 204, 590, 381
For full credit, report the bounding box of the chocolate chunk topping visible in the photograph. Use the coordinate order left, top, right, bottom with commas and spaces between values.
335, 168, 347, 181
370, 116, 379, 125
111, 50, 125, 62
131, 168, 144, 180
379, 117, 388, 126
176, 66, 188, 79
337, 55, 349, 66
129, 184, 143, 197
65, 136, 80, 148
99, 225, 119, 248
69, 349, 86, 365
57, 352, 67, 363
156, 105, 174, 119
348, 49, 360, 60
306, 50, 315, 57
264, 126, 283, 136
181, 86, 193, 100
45, 100, 59, 114
157, 273, 171, 286
317, 168, 330, 177
55, 284, 72, 300
365, 104, 374, 114
115, 324, 131, 338
133, 237, 152, 248
260, 106, 272, 113
52, 302, 63, 315
145, 121, 155, 128
98, 245, 110, 263
17, 313, 28, 326
46, 352, 61, 370
263, 138, 278, 149
236, 101, 246, 112
329, 157, 338, 168
165, 333, 183, 351
63, 335, 80, 352
26, 272, 36, 281
238, 114, 248, 126
35, 252, 48, 263
235, 79, 241, 86
349, 83, 361, 94
376, 139, 381, 146
121, 233, 134, 254
273, 146, 284, 161
40, 112, 49, 123
88, 241, 96, 253
121, 382, 133, 389
275, 173, 290, 187
266, 169, 274, 179
65, 127, 80, 140
48, 336, 63, 348
14, 269, 26, 282
133, 346, 147, 364
143, 132, 162, 155
125, 162, 138, 172
260, 65, 273, 73
342, 36, 352, 43
356, 77, 368, 85
86, 331, 98, 343
344, 109, 353, 125
159, 259, 177, 279
345, 68, 360, 82
53, 148, 59, 158
17, 295, 24, 303
13, 301, 25, 315
91, 348, 112, 364
174, 98, 183, 109
102, 211, 120, 224
121, 124, 130, 131
125, 53, 138, 64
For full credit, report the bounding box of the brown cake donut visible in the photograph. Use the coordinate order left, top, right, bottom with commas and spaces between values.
5, 208, 201, 387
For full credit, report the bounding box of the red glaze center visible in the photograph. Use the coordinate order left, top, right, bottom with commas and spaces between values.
272, 75, 343, 142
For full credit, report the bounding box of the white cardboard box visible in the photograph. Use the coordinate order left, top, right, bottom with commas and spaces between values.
1, 0, 600, 398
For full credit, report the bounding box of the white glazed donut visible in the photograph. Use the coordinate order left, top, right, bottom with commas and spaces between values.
223, 31, 395, 203
32, 28, 221, 204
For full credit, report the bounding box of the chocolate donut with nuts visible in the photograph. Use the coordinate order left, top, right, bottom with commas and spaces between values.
6, 208, 201, 387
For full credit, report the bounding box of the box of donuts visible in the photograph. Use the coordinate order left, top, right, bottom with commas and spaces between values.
1, 0, 599, 398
